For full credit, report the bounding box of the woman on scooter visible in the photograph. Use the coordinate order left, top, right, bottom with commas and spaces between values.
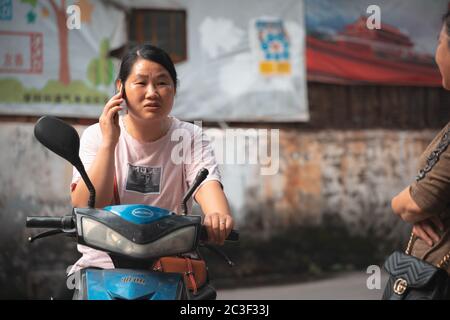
69, 44, 234, 273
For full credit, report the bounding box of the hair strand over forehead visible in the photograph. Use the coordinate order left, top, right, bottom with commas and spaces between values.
443, 11, 450, 37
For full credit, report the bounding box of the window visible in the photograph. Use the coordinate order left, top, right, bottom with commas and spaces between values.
129, 9, 187, 63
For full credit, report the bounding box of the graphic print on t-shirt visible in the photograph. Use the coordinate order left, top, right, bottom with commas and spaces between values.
126, 164, 162, 194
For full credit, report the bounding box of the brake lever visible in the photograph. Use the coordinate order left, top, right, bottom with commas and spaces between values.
200, 243, 235, 267
28, 228, 76, 243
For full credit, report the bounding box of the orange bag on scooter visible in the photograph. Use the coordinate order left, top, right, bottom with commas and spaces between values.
152, 257, 207, 294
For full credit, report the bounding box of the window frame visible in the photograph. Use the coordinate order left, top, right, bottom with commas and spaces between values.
129, 8, 188, 64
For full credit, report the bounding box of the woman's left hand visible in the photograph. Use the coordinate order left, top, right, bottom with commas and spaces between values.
203, 212, 234, 245
412, 216, 444, 247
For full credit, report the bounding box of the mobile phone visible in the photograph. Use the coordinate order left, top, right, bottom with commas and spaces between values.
118, 84, 127, 115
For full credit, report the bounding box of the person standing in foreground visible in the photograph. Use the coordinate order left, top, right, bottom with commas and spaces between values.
391, 12, 450, 275
69, 44, 234, 274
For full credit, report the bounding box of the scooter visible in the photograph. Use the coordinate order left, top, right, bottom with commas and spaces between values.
26, 116, 239, 300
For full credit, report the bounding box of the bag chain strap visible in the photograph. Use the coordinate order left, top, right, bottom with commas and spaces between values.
405, 232, 416, 256
406, 232, 450, 269
438, 252, 450, 269
407, 124, 450, 269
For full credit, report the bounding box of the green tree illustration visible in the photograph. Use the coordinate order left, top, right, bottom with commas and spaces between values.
87, 39, 115, 87
22, 0, 72, 85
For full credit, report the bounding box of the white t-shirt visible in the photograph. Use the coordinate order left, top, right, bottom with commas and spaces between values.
68, 115, 221, 274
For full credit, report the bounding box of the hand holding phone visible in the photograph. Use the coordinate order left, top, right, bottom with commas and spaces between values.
118, 84, 128, 115
100, 84, 124, 147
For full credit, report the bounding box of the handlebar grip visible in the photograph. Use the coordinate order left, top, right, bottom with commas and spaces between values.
26, 216, 74, 229
200, 226, 239, 242
226, 230, 239, 241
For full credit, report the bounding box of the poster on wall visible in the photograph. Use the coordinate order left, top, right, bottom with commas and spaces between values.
0, 0, 308, 122
305, 0, 448, 86
0, 0, 126, 118
172, 0, 309, 122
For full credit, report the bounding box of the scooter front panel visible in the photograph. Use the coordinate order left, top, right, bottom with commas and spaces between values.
84, 269, 184, 300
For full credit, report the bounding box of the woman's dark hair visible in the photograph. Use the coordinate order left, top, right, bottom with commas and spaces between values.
443, 11, 450, 37
117, 44, 178, 91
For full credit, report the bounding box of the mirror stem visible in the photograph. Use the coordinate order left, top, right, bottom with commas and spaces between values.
76, 163, 96, 208
181, 168, 209, 215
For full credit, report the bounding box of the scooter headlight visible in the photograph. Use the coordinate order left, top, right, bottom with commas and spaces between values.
81, 217, 197, 258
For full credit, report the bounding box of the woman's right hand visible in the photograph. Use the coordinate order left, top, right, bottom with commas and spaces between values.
99, 89, 124, 148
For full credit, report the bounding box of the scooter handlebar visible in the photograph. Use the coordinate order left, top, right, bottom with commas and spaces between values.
26, 216, 74, 229
200, 227, 239, 242
26, 215, 238, 241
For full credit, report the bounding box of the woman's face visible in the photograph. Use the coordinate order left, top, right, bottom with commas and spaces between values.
121, 58, 175, 121
435, 24, 450, 90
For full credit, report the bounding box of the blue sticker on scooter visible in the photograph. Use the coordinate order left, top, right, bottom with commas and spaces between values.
103, 204, 173, 224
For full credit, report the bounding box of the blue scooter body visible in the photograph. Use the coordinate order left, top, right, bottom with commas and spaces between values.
75, 268, 185, 300
73, 204, 188, 300
102, 204, 173, 225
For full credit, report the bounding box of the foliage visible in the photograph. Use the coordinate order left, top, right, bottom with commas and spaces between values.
87, 39, 115, 87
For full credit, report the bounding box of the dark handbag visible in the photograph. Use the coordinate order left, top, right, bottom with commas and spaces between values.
382, 234, 450, 300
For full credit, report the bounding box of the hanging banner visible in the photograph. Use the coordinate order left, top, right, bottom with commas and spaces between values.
305, 0, 448, 86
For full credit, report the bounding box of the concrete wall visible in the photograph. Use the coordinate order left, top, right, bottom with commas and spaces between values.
0, 121, 437, 298
210, 128, 433, 236
238, 129, 430, 235
0, 122, 80, 299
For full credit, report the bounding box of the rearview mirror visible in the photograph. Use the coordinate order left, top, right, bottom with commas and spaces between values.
34, 116, 96, 208
34, 116, 82, 167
